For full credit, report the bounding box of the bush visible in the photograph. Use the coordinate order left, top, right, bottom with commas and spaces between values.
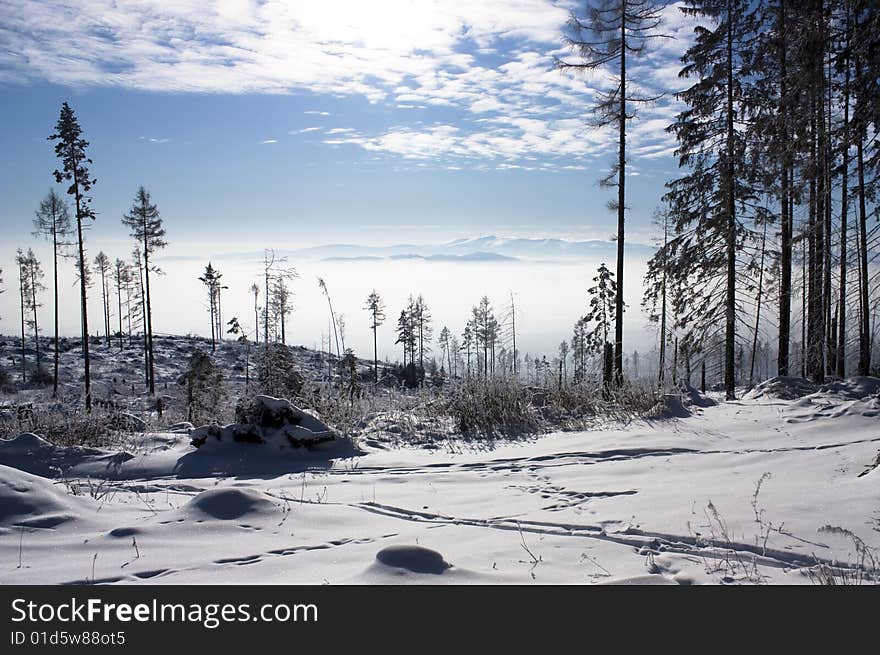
255, 343, 305, 399
0, 408, 125, 449
183, 351, 225, 425
442, 376, 542, 437
0, 366, 13, 393
29, 364, 54, 387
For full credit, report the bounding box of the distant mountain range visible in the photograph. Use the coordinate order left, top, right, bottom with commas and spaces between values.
292, 235, 656, 263
162, 235, 656, 264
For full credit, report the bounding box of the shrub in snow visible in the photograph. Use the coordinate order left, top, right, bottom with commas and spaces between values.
191, 395, 337, 450
442, 376, 542, 436
255, 343, 305, 399
182, 350, 225, 425
0, 366, 12, 392
29, 364, 54, 387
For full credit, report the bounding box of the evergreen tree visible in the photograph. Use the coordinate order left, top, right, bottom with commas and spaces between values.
461, 322, 475, 379
413, 294, 433, 371
183, 351, 225, 425
122, 186, 166, 396
227, 317, 251, 391
364, 290, 386, 383
199, 263, 221, 351
668, 0, 757, 399
438, 326, 452, 380
32, 189, 72, 395
472, 296, 497, 376
558, 0, 669, 386
250, 283, 260, 345
16, 249, 27, 383
112, 258, 129, 351
94, 251, 111, 346
49, 102, 96, 411
271, 275, 293, 344
585, 262, 617, 387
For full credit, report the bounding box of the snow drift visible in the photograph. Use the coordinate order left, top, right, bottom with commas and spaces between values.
190, 395, 339, 451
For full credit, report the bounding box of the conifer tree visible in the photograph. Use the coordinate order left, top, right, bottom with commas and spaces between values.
49, 102, 97, 411
364, 290, 386, 383
558, 0, 669, 386
122, 186, 166, 396
94, 251, 111, 346
32, 189, 72, 395
199, 263, 221, 351
585, 262, 617, 387
668, 0, 756, 399
112, 258, 129, 350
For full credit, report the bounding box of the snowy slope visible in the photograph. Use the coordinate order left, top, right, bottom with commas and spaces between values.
1, 377, 878, 585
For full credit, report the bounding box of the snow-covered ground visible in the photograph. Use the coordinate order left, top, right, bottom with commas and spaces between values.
1, 369, 878, 585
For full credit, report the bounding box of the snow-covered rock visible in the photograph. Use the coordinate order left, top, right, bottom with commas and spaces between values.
190, 395, 338, 451
744, 376, 819, 400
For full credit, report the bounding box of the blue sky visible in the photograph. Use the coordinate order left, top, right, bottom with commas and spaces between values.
0, 0, 694, 250
0, 1, 700, 355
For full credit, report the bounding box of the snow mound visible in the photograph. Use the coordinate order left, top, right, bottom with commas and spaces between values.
817, 376, 880, 400
190, 395, 338, 451
183, 488, 276, 521
374, 545, 452, 574
744, 376, 819, 400
0, 432, 56, 455
0, 464, 80, 528
679, 382, 717, 408
646, 394, 691, 419
784, 377, 880, 423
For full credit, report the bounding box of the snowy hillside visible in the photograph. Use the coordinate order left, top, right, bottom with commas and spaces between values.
1, 338, 878, 585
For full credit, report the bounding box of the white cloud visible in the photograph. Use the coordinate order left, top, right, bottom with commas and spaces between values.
260, 139, 278, 144
3, 0, 698, 168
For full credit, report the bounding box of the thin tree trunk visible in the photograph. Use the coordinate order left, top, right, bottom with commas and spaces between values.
101, 266, 110, 346
372, 318, 378, 384
837, 38, 850, 379
614, 10, 626, 387
724, 0, 737, 400
750, 221, 768, 387
30, 263, 40, 370
116, 271, 123, 351
777, 0, 791, 376
143, 236, 155, 395
52, 227, 60, 395
659, 213, 668, 386
75, 207, 91, 410
19, 256, 26, 384
856, 83, 870, 375
209, 287, 216, 352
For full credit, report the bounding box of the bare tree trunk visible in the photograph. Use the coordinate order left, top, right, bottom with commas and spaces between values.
613, 11, 626, 388
18, 256, 26, 384
74, 186, 91, 411
52, 228, 60, 395
750, 221, 767, 387
856, 89, 870, 375
116, 272, 123, 351
143, 238, 155, 395
724, 0, 737, 400
30, 263, 40, 370
837, 40, 850, 379
777, 0, 792, 377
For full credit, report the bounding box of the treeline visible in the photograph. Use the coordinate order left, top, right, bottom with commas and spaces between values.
643, 0, 880, 398
561, 0, 879, 400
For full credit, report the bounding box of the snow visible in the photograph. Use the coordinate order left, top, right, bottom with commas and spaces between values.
1, 375, 878, 585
